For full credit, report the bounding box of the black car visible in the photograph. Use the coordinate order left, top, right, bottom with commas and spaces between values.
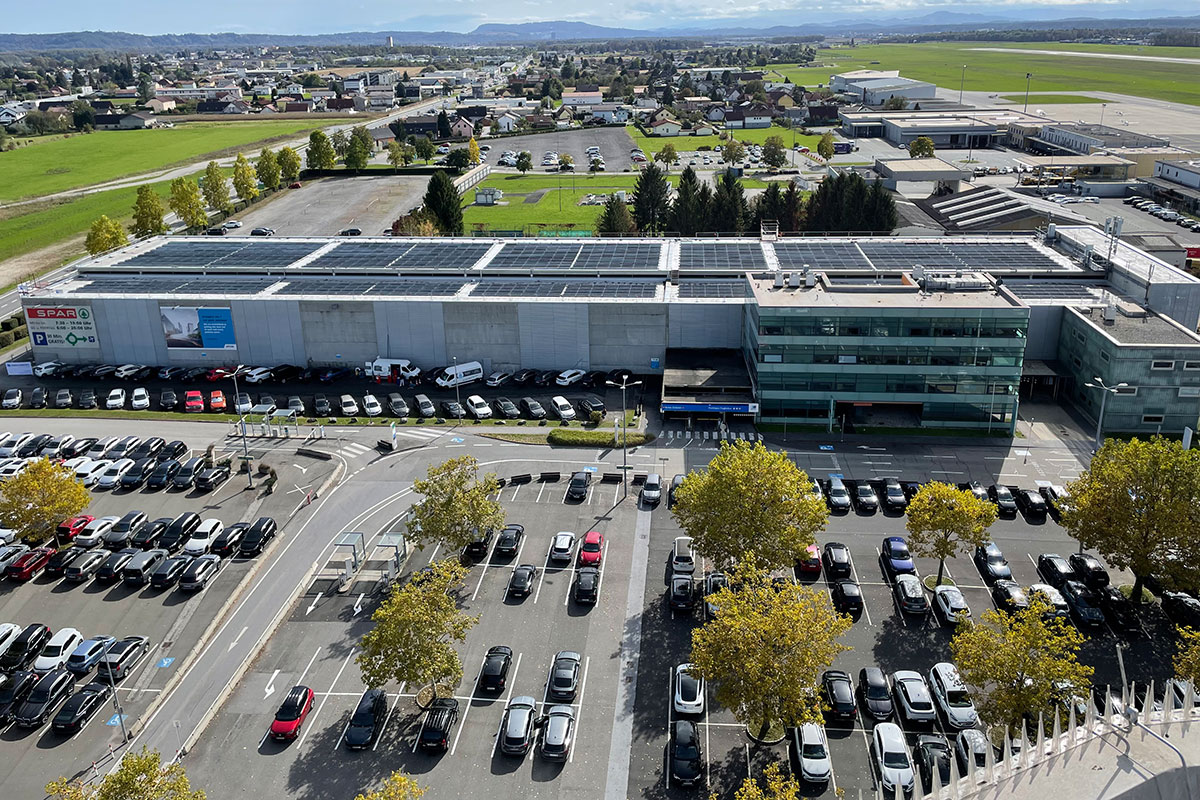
313, 394, 331, 416
343, 688, 388, 750
988, 484, 1018, 515
493, 397, 519, 419
17, 434, 53, 457
0, 670, 39, 726
669, 719, 704, 787
132, 517, 173, 550
96, 548, 141, 582
318, 369, 351, 384
581, 370, 608, 388
519, 397, 546, 419
158, 512, 200, 554
823, 542, 853, 579
440, 401, 465, 419
1015, 489, 1047, 517
150, 554, 193, 588
0, 623, 52, 672
196, 464, 231, 491
831, 579, 863, 615
852, 482, 879, 513
566, 471, 590, 501
52, 681, 111, 733
973, 542, 1012, 584
574, 566, 600, 605
77, 389, 97, 409
606, 368, 633, 384
463, 527, 494, 559
129, 436, 165, 460
533, 370, 557, 387
109, 512, 149, 549
387, 393, 409, 417
173, 457, 204, 490
16, 669, 76, 728
669, 575, 694, 611
512, 368, 538, 385
119, 457, 157, 489
179, 554, 221, 590
63, 437, 97, 459
962, 480, 989, 503
160, 440, 188, 461
507, 564, 537, 597
577, 396, 606, 417
147, 459, 182, 489
1061, 581, 1106, 629
181, 367, 209, 382
270, 364, 303, 383
44, 547, 83, 577
548, 651, 581, 700
54, 389, 73, 409
1069, 553, 1110, 590
916, 734, 953, 791
28, 387, 46, 409
418, 698, 459, 752
1037, 553, 1077, 589
494, 524, 524, 557
1098, 586, 1140, 633
479, 646, 513, 692
211, 522, 248, 557
991, 579, 1030, 613
1164, 592, 1200, 628
238, 517, 278, 556
857, 666, 893, 720
822, 670, 856, 720
669, 474, 684, 507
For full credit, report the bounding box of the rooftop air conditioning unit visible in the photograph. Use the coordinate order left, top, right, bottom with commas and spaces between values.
1103, 304, 1117, 324
805, 271, 816, 288
777, 272, 788, 288
788, 272, 802, 288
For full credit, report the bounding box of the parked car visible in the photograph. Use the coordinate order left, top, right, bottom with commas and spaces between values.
670, 719, 705, 787
880, 536, 915, 577
871, 722, 915, 797
418, 698, 459, 752
499, 696, 538, 756
974, 542, 1012, 584
892, 670, 937, 725
270, 685, 315, 740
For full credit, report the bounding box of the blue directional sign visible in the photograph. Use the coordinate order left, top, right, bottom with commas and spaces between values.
157, 657, 175, 669
819, 445, 834, 451
583, 466, 598, 473
106, 713, 127, 727
828, 473, 844, 479
450, 437, 464, 443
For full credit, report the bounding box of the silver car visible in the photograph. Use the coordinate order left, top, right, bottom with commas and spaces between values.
540, 705, 575, 761
929, 662, 978, 730
499, 695, 537, 756
549, 532, 576, 562
892, 670, 937, 725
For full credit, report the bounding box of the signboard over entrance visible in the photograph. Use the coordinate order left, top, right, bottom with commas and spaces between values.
661, 402, 760, 414
27, 305, 99, 349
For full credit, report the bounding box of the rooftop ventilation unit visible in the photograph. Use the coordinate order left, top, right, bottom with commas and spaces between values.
788, 271, 802, 288
774, 272, 786, 288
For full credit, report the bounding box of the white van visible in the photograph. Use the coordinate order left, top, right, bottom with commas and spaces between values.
365, 358, 420, 380
435, 361, 484, 389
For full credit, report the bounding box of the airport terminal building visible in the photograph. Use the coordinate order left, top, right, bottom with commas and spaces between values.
22, 228, 1200, 434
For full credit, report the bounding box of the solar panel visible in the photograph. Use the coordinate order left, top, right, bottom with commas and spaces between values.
1004, 282, 1103, 301
366, 280, 465, 297
561, 282, 658, 298
304, 242, 412, 270
772, 241, 870, 270
470, 281, 658, 298
65, 277, 278, 295
859, 242, 964, 269
114, 241, 321, 269
472, 281, 570, 297
572, 243, 662, 270
486, 242, 582, 270
676, 281, 749, 298
678, 242, 766, 271
393, 242, 492, 269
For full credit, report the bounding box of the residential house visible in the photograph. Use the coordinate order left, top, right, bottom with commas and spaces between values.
90, 99, 116, 112
648, 107, 675, 126
449, 116, 474, 138
691, 123, 715, 136
146, 98, 176, 113
562, 89, 603, 107
0, 104, 27, 125
590, 103, 629, 124
525, 114, 555, 131
119, 111, 158, 129
282, 101, 314, 113
726, 103, 772, 129
325, 97, 357, 112
552, 106, 573, 125
495, 112, 522, 133
92, 114, 124, 130
767, 91, 795, 110
404, 115, 440, 137
370, 127, 396, 149
705, 105, 727, 123
196, 99, 250, 114
677, 96, 712, 113
456, 105, 490, 123
284, 83, 305, 95
649, 116, 682, 137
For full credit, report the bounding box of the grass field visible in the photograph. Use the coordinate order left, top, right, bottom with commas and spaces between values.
630, 127, 823, 155
997, 93, 1108, 104
0, 119, 351, 203
768, 42, 1200, 106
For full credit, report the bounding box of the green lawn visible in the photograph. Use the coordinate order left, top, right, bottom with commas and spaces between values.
0, 119, 352, 203
630, 127, 822, 156
769, 41, 1200, 107
997, 94, 1108, 104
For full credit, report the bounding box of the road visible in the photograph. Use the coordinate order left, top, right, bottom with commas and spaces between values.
969, 47, 1200, 66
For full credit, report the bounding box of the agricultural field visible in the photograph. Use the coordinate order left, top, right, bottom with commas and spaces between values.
769, 41, 1200, 106
0, 118, 352, 203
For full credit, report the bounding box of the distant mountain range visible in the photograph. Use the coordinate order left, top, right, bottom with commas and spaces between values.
1, 12, 1198, 51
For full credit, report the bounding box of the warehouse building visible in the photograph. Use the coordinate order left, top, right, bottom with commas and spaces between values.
22, 229, 1200, 435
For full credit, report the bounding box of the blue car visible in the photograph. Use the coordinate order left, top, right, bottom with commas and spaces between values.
881, 537, 915, 578
64, 636, 116, 675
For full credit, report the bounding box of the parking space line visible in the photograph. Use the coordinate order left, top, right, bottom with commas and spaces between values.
299, 647, 355, 748
569, 656, 590, 763
374, 692, 400, 752
536, 482, 547, 503
297, 647, 321, 686
449, 657, 485, 755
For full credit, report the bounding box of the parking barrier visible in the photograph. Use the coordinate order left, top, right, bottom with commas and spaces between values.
510, 473, 532, 484
539, 471, 560, 482
295, 447, 333, 460
495, 477, 507, 487
601, 473, 621, 484
632, 473, 647, 485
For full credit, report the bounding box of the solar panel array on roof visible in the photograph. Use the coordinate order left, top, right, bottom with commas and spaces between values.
304, 242, 409, 270
470, 281, 658, 298
1003, 282, 1103, 301
273, 279, 464, 297
116, 241, 321, 269
486, 242, 583, 270
66, 277, 279, 295
676, 281, 750, 298
773, 241, 871, 270
942, 242, 1064, 271
393, 242, 493, 269
859, 242, 966, 269
678, 242, 766, 271
573, 243, 662, 270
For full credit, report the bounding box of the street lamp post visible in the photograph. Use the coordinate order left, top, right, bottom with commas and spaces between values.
606, 376, 642, 499
1023, 72, 1032, 114
232, 369, 253, 489
452, 355, 461, 427
1084, 376, 1128, 452
958, 64, 967, 105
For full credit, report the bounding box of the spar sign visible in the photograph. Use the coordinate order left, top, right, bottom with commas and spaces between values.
26, 305, 99, 349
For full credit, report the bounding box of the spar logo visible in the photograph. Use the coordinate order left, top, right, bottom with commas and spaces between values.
29, 307, 88, 320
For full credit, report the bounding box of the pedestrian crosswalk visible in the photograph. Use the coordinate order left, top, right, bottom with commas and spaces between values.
664, 429, 763, 445
333, 425, 447, 459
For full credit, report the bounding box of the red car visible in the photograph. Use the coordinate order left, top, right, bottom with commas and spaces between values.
6, 547, 56, 581
209, 391, 227, 412
270, 685, 314, 740
56, 515, 94, 542
205, 368, 230, 382
796, 544, 822, 575
578, 530, 603, 566
184, 391, 205, 413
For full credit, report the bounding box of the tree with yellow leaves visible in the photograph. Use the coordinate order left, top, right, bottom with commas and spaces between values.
467, 136, 480, 166
906, 481, 997, 586
46, 747, 205, 800
721, 759, 800, 800
353, 771, 426, 800
0, 458, 90, 546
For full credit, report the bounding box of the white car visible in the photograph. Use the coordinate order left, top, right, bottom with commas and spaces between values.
339, 394, 359, 416
1, 389, 22, 409
556, 369, 585, 386
929, 662, 978, 730
0, 432, 32, 458
0, 460, 28, 481
243, 367, 274, 384
795, 723, 832, 783
465, 395, 492, 419
106, 388, 126, 409
40, 434, 76, 458
871, 722, 914, 797
233, 392, 253, 414
673, 663, 705, 715
0, 622, 21, 656
362, 394, 383, 417
32, 361, 63, 377
33, 628, 84, 674
61, 456, 90, 472
75, 516, 119, 547
933, 585, 971, 625
184, 519, 224, 556
0, 544, 29, 573
549, 531, 576, 562
130, 387, 150, 410
223, 219, 243, 229
76, 459, 112, 487
550, 396, 575, 421
96, 458, 135, 489
114, 364, 142, 379
892, 670, 937, 724
0, 528, 15, 545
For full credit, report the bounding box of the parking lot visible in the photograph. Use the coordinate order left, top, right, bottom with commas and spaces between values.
226, 175, 430, 237
489, 127, 639, 174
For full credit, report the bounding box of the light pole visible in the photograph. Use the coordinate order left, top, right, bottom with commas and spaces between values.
606, 376, 642, 499
452, 355, 461, 427
231, 369, 253, 488
1100, 102, 1107, 127
1084, 376, 1127, 452
1023, 72, 1032, 114
958, 64, 967, 105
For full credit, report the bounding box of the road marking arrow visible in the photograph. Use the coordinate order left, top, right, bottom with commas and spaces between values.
306, 592, 323, 616
227, 626, 248, 652
353, 593, 364, 616
264, 669, 280, 699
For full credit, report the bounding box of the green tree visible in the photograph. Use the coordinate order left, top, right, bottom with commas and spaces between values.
711, 171, 748, 233
515, 150, 532, 174
467, 137, 480, 166
951, 597, 1093, 734
909, 136, 935, 158
406, 455, 504, 551
445, 148, 471, 170
816, 131, 835, 161
413, 136, 436, 164
232, 152, 258, 204
46, 747, 205, 800
752, 182, 784, 228
306, 130, 337, 171
691, 562, 851, 738
906, 482, 997, 586
70, 100, 94, 131
1175, 627, 1200, 688
137, 74, 154, 103
330, 129, 349, 159
168, 177, 208, 230
883, 95, 908, 110
353, 772, 426, 800
558, 153, 574, 171
654, 143, 677, 173
782, 183, 803, 232
129, 186, 167, 238
589, 157, 603, 173
256, 147, 281, 191
632, 162, 670, 234
761, 135, 788, 168
436, 109, 452, 139
388, 141, 415, 170
202, 161, 231, 213
672, 440, 827, 571
1061, 436, 1200, 602
595, 193, 637, 234
277, 146, 301, 182
722, 139, 745, 165
669, 165, 708, 236
85, 214, 129, 255
357, 558, 479, 699
345, 126, 372, 171
730, 762, 801, 800
864, 178, 898, 232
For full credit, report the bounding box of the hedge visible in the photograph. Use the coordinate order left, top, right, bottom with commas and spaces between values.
0, 332, 13, 347
13, 325, 27, 340
0, 319, 13, 332
547, 429, 655, 447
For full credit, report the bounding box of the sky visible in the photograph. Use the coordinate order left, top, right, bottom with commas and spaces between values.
4, 0, 1162, 35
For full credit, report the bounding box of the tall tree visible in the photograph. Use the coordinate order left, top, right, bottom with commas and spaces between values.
782, 182, 803, 232
357, 558, 478, 701
761, 134, 787, 168
387, 141, 415, 171
406, 455, 504, 551
668, 166, 705, 236
413, 136, 436, 164
130, 186, 167, 238
422, 171, 464, 235
276, 146, 301, 182
952, 597, 1093, 734
306, 130, 336, 171
436, 109, 452, 139
632, 162, 670, 234
201, 161, 231, 213
672, 440, 827, 571
595, 194, 636, 235
1175, 626, 1200, 688
816, 131, 835, 161
85, 215, 129, 255
345, 126, 372, 171
256, 147, 281, 191
329, 129, 349, 159
444, 148, 471, 170
906, 482, 997, 586
1061, 436, 1200, 602
711, 171, 748, 233
353, 772, 426, 800
840, 173, 868, 232
168, 177, 208, 230
753, 181, 784, 228
232, 152, 258, 204
864, 179, 898, 232
691, 563, 851, 738
46, 747, 205, 800
69, 100, 94, 131
654, 143, 677, 173
722, 139, 745, 165
467, 137, 480, 166
514, 151, 532, 174
909, 136, 935, 158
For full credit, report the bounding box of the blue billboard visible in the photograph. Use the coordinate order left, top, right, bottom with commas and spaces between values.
161, 306, 237, 350
661, 402, 760, 414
